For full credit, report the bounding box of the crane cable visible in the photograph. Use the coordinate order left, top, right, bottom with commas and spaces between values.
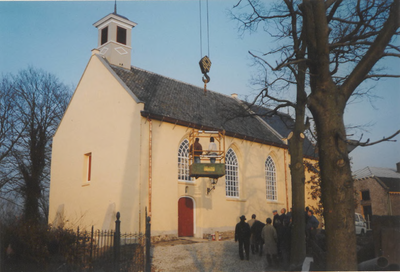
199, 0, 210, 58
199, 0, 211, 95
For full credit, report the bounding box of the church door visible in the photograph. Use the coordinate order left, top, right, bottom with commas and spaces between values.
178, 197, 194, 237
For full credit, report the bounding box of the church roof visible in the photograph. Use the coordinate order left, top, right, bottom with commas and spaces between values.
110, 64, 318, 154
250, 105, 317, 158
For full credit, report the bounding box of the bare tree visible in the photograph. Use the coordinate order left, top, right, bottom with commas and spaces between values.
233, 0, 400, 269
1, 67, 71, 223
0, 76, 25, 209
303, 0, 399, 269
233, 1, 311, 267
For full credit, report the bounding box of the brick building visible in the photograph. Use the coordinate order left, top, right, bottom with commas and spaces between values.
353, 163, 400, 221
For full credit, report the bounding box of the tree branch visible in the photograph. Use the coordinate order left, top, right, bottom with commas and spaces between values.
349, 130, 400, 147
342, 0, 400, 101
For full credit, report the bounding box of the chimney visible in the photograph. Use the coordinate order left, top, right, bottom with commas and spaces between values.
397, 162, 400, 173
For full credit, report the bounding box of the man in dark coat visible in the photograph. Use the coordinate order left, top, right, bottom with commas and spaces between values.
280, 215, 292, 269
235, 215, 251, 260
250, 219, 265, 256
306, 210, 319, 240
189, 137, 202, 163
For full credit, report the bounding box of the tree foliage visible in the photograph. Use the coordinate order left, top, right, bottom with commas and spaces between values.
0, 67, 71, 223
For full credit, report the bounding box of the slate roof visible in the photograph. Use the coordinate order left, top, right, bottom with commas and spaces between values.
111, 64, 319, 152
250, 105, 317, 158
353, 166, 400, 192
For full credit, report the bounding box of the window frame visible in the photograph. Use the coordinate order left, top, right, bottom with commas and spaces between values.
84, 153, 92, 183
361, 190, 371, 201
178, 139, 193, 182
225, 148, 239, 198
265, 156, 277, 201
101, 26, 108, 45
116, 26, 127, 45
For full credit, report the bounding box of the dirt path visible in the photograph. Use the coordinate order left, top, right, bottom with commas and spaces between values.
151, 239, 276, 272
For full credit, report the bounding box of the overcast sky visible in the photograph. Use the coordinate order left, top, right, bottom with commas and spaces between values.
0, 0, 399, 171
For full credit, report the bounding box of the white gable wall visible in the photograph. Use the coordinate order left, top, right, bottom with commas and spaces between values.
49, 54, 144, 232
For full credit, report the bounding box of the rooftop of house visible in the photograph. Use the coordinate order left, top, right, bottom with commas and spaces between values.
110, 64, 318, 157
354, 166, 400, 179
353, 164, 400, 192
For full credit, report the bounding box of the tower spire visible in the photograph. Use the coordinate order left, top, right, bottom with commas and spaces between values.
114, 0, 117, 14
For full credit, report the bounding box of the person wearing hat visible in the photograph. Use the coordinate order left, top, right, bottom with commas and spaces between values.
235, 215, 251, 260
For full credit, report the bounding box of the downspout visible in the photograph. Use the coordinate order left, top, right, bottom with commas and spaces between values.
284, 149, 289, 211
139, 120, 142, 234
148, 119, 153, 217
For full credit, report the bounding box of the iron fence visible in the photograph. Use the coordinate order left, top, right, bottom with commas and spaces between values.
1, 211, 151, 272
65, 227, 145, 272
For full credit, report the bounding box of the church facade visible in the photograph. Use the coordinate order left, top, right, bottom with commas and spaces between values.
48, 11, 317, 238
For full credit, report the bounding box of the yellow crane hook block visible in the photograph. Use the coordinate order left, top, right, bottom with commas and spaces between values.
199, 55, 211, 74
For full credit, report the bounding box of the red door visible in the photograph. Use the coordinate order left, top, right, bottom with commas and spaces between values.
178, 197, 194, 237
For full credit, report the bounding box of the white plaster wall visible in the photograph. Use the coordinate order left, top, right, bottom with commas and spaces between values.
49, 54, 143, 232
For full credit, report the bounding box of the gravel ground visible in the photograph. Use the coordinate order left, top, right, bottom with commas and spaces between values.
151, 239, 277, 272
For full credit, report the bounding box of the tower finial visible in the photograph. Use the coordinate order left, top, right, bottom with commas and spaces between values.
114, 0, 117, 14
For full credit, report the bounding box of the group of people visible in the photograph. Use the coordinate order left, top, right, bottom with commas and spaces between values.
234, 207, 319, 269
189, 137, 218, 163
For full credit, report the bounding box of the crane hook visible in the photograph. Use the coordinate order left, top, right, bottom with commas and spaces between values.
202, 73, 210, 95
202, 73, 210, 83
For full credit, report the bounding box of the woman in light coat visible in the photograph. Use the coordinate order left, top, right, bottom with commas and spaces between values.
261, 218, 279, 267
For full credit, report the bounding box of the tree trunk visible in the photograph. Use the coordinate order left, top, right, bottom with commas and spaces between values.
24, 176, 42, 223
289, 131, 306, 267
308, 88, 357, 270
304, 0, 357, 269
289, 54, 308, 267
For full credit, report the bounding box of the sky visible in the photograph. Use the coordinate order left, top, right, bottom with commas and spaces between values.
0, 0, 399, 171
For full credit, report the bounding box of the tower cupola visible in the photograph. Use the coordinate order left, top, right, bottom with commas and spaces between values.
93, 10, 137, 69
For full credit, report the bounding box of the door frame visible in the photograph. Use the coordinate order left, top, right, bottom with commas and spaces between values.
178, 196, 196, 237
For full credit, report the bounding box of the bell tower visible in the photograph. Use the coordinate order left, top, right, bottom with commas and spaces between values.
93, 8, 137, 69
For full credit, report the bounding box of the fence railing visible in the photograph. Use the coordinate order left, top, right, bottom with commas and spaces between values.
68, 226, 145, 271
1, 210, 151, 272
66, 211, 150, 272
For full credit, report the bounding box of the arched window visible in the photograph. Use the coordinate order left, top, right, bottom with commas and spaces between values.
265, 156, 277, 201
225, 148, 239, 197
178, 139, 191, 181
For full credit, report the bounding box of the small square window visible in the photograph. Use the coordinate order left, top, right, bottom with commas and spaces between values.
361, 190, 370, 201
117, 26, 127, 45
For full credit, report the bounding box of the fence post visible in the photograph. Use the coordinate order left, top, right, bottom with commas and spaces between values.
89, 226, 94, 272
76, 226, 80, 271
146, 208, 151, 272
114, 212, 121, 272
